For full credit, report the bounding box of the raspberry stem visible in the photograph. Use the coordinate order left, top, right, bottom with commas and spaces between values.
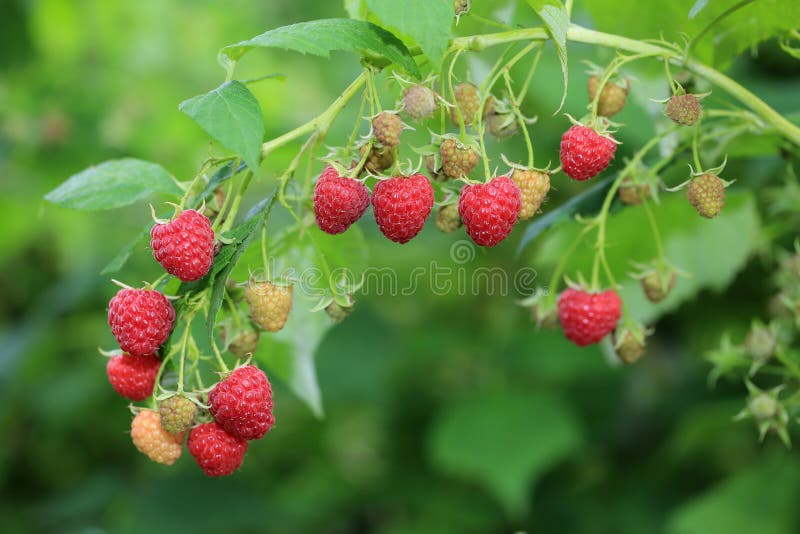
503, 71, 534, 168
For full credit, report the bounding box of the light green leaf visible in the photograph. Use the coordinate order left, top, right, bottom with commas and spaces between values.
219, 18, 420, 78
179, 81, 264, 172
366, 0, 453, 67
532, 191, 761, 324
344, 0, 368, 20
666, 456, 800, 534
428, 389, 582, 516
526, 0, 569, 112
45, 158, 182, 210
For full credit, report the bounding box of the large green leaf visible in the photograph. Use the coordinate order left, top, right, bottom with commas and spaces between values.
366, 0, 452, 67
666, 456, 800, 534
179, 81, 264, 172
45, 158, 182, 210
254, 224, 368, 417
219, 18, 420, 78
526, 0, 569, 112
532, 191, 762, 324
428, 389, 583, 516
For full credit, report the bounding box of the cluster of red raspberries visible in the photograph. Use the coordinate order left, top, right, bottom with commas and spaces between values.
105, 208, 276, 476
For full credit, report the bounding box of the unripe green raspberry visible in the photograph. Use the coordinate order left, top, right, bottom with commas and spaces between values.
454, 0, 470, 17
435, 204, 462, 233
511, 169, 550, 220
615, 330, 645, 364
687, 173, 725, 218
402, 85, 437, 120
159, 395, 197, 435
325, 301, 354, 323
450, 83, 480, 126
440, 138, 479, 179
618, 177, 651, 205
360, 143, 395, 175
749, 394, 778, 421
587, 76, 629, 117
745, 324, 776, 363
372, 112, 402, 147
665, 93, 701, 126
641, 270, 676, 303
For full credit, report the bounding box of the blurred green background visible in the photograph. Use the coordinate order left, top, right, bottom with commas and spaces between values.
2, 0, 800, 532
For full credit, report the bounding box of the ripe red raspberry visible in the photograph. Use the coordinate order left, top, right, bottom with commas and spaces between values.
188, 422, 248, 477
558, 288, 622, 346
108, 288, 175, 356
106, 352, 161, 401
440, 138, 479, 179
314, 166, 370, 235
150, 209, 215, 282
450, 82, 480, 126
458, 176, 521, 247
372, 174, 434, 244
131, 409, 184, 466
209, 365, 275, 440
372, 112, 402, 147
559, 125, 617, 181
687, 173, 725, 218
402, 85, 438, 120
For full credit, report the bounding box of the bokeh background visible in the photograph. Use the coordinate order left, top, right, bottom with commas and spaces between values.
2, 0, 800, 532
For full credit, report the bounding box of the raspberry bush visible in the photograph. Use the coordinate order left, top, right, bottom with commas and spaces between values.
41, 0, 800, 483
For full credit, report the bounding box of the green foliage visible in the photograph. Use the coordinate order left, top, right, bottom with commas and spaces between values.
179, 81, 265, 172
366, 0, 453, 67
219, 18, 420, 78
527, 0, 570, 112
429, 389, 582, 516
44, 158, 182, 210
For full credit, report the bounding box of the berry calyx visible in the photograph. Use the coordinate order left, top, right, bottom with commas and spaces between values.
483, 96, 518, 139
459, 175, 521, 247
188, 422, 248, 477
511, 168, 550, 220
150, 209, 215, 282
209, 364, 276, 440
372, 174, 434, 244
131, 409, 185, 466
108, 288, 175, 356
687, 173, 725, 218
558, 288, 622, 346
613, 323, 648, 364
159, 395, 197, 435
559, 124, 617, 181
106, 352, 161, 401
313, 166, 371, 235
440, 138, 479, 179
372, 111, 403, 147
245, 280, 293, 333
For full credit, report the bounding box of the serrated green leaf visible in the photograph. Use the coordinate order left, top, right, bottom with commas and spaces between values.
179, 81, 264, 172
45, 158, 182, 210
219, 18, 420, 78
366, 0, 452, 67
206, 190, 278, 340
428, 389, 582, 516
100, 225, 150, 275
526, 0, 569, 113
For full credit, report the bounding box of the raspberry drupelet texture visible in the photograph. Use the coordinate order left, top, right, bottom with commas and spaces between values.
188, 422, 248, 477
557, 288, 622, 346
131, 409, 185, 466
106, 352, 161, 401
559, 125, 617, 181
372, 112, 403, 147
108, 288, 175, 356
372, 174, 435, 244
511, 169, 550, 220
245, 281, 293, 333
209, 364, 276, 441
313, 166, 371, 235
150, 209, 215, 282
440, 138, 480, 179
458, 176, 521, 247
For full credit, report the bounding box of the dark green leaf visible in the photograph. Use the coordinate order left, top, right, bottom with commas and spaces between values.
45, 158, 182, 211
429, 389, 582, 516
179, 81, 265, 172
366, 0, 453, 67
190, 161, 247, 209
219, 18, 420, 78
526, 0, 569, 112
